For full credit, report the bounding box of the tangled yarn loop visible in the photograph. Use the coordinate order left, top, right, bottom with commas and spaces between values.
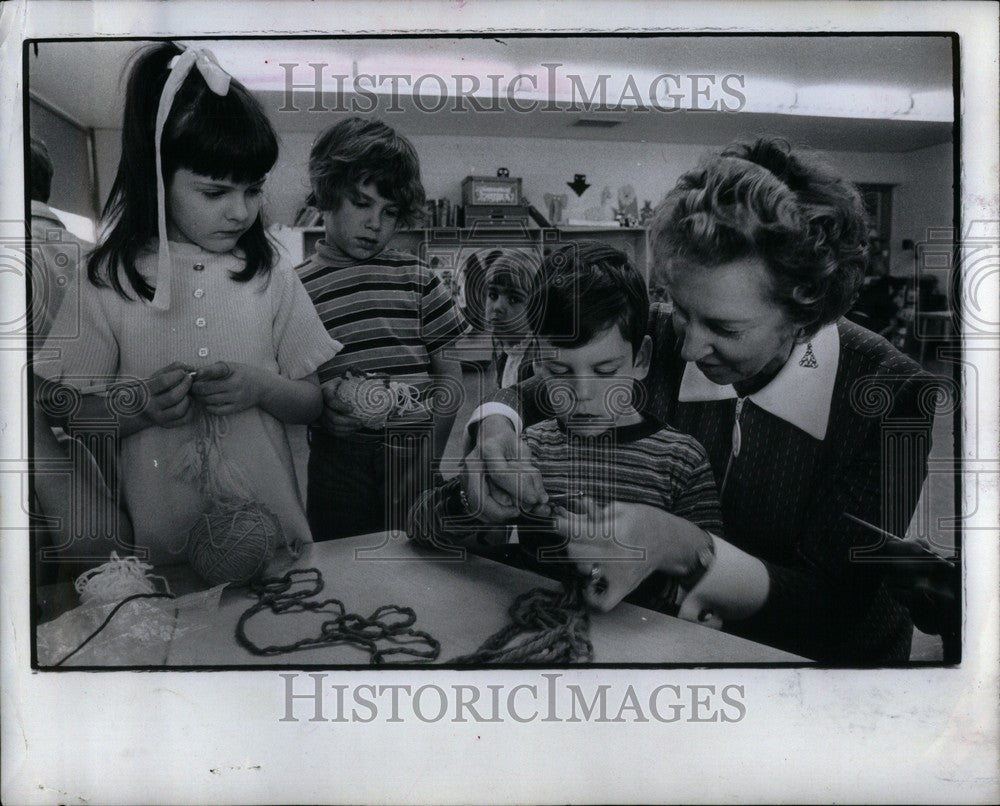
235, 568, 441, 664
451, 582, 594, 664
334, 371, 423, 429
74, 552, 172, 605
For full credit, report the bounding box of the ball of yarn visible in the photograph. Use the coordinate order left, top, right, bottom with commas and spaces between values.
187, 500, 281, 585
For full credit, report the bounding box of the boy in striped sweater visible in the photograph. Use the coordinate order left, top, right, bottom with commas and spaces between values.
298, 118, 467, 541
409, 243, 723, 615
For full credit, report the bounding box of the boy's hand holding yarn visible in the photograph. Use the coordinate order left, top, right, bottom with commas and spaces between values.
190, 361, 266, 417
461, 414, 548, 524
142, 361, 196, 428
319, 378, 364, 437
320, 379, 365, 436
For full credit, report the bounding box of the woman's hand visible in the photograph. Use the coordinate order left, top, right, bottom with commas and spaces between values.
553, 501, 714, 613
190, 361, 264, 416
319, 379, 364, 437
460, 414, 547, 523
143, 362, 195, 428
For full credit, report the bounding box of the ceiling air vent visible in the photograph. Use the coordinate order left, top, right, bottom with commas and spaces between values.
571, 118, 624, 129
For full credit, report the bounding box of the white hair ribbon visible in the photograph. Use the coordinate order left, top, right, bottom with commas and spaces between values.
152, 48, 232, 311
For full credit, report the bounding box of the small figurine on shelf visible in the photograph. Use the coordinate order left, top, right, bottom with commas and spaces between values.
544, 192, 567, 226
639, 200, 655, 226
616, 184, 639, 221
584, 186, 616, 222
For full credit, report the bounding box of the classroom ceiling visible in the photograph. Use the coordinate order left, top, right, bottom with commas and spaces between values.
28, 36, 955, 152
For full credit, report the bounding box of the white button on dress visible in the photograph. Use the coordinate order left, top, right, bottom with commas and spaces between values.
197, 347, 209, 357
194, 288, 205, 299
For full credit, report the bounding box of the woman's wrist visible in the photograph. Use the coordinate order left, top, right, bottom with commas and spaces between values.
679, 536, 770, 622
654, 511, 716, 580
678, 530, 716, 591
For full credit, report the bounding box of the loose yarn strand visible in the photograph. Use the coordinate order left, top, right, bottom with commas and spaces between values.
54, 592, 176, 667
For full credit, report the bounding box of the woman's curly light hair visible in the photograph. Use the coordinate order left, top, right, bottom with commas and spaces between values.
650, 137, 870, 336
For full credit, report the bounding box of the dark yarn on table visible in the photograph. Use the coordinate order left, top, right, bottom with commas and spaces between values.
451, 581, 594, 664
235, 568, 441, 664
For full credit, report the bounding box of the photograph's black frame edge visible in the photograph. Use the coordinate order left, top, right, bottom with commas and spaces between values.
22, 29, 964, 673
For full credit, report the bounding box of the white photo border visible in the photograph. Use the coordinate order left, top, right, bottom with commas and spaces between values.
2, 1, 997, 804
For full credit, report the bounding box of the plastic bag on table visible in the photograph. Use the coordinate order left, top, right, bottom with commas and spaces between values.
37, 585, 227, 666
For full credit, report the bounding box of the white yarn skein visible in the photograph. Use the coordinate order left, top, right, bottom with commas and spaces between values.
74, 552, 173, 605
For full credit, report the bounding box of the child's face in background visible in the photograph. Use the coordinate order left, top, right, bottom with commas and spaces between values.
322, 180, 400, 262
535, 325, 651, 436
166, 168, 264, 252
485, 275, 531, 340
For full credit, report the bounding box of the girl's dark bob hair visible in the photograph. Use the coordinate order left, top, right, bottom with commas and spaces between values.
307, 117, 426, 228
88, 42, 280, 300
650, 137, 870, 337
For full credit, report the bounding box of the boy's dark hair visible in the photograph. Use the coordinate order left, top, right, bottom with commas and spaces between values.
535, 242, 649, 356
29, 136, 53, 203
88, 42, 280, 301
651, 136, 869, 337
307, 117, 426, 228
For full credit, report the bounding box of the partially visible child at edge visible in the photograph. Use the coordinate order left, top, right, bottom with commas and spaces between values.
408, 243, 724, 616
297, 117, 467, 541
484, 249, 542, 390
29, 135, 134, 577
35, 43, 341, 566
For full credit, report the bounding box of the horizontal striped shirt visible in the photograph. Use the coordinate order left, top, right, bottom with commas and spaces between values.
521, 417, 723, 533
296, 241, 467, 387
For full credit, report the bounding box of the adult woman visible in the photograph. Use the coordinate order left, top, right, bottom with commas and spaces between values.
462, 138, 939, 664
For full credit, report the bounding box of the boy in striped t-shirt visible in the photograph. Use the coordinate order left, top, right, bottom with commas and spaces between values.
298, 118, 467, 541
408, 243, 722, 616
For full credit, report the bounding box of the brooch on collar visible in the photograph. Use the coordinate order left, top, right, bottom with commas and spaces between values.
799, 342, 818, 368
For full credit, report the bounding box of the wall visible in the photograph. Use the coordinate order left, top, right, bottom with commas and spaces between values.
893, 141, 955, 245
91, 127, 954, 269
28, 99, 97, 220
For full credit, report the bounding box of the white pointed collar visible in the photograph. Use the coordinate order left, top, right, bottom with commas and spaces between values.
677, 322, 840, 440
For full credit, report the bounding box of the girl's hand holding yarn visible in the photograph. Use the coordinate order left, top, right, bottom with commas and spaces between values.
143, 361, 196, 428
190, 361, 264, 416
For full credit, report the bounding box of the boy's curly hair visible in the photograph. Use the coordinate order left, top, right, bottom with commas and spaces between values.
650, 137, 870, 336
308, 117, 426, 227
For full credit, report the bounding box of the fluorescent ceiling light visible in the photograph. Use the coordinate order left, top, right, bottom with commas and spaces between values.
794, 84, 916, 119
909, 90, 953, 121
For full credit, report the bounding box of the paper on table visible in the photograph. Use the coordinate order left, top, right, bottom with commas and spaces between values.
37, 584, 227, 667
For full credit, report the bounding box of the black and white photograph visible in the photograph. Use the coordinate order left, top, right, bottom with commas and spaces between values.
1, 1, 997, 803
